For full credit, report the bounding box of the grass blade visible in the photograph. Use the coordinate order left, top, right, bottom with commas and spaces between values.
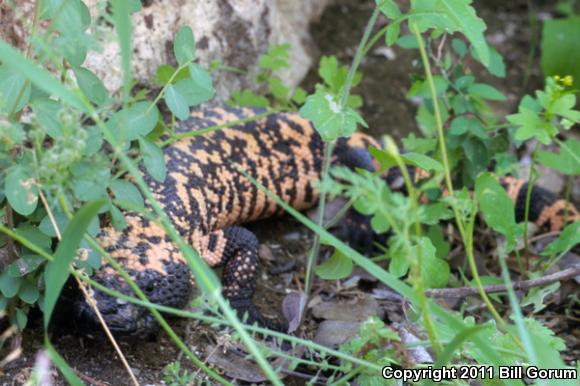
0, 38, 86, 112
111, 1, 132, 105
43, 199, 105, 328
44, 336, 83, 386
433, 325, 488, 368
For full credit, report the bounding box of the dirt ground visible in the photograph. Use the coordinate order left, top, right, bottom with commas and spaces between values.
1, 1, 575, 385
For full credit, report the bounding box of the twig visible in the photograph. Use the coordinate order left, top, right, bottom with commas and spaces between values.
425, 265, 580, 299
74, 369, 109, 386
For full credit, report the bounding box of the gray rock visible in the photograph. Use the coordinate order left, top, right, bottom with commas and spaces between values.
314, 320, 362, 348
1, 0, 330, 100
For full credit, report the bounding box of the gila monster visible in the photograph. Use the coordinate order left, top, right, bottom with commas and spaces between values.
75, 106, 580, 336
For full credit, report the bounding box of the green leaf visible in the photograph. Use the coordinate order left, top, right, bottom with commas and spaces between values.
174, 26, 195, 66
154, 64, 192, 86
139, 136, 166, 182
30, 98, 62, 138
537, 139, 580, 175
462, 137, 489, 178
418, 237, 449, 288
402, 133, 437, 153
396, 35, 419, 49
541, 17, 580, 89
315, 250, 353, 280
53, 32, 89, 68
258, 44, 290, 71
454, 75, 475, 90
51, 0, 89, 34
410, 0, 489, 66
388, 242, 409, 278
475, 173, 517, 241
292, 87, 307, 104
229, 89, 269, 108
427, 225, 450, 259
542, 222, 580, 256
471, 45, 505, 77
114, 101, 160, 140
84, 125, 103, 156
109, 204, 128, 230
73, 67, 108, 106
521, 282, 560, 313
376, 0, 401, 19
401, 152, 444, 172
370, 211, 390, 234
165, 84, 190, 120
421, 202, 453, 225
0, 270, 21, 298
0, 65, 31, 113
299, 88, 367, 142
507, 107, 554, 145
155, 64, 177, 85
44, 199, 105, 328
109, 179, 145, 210
5, 166, 39, 216
449, 116, 487, 138
15, 308, 28, 329
268, 76, 289, 100
318, 55, 362, 94
72, 161, 110, 201
451, 38, 467, 57
18, 279, 40, 304
7, 255, 44, 277
174, 64, 215, 106
16, 224, 52, 252
386, 22, 401, 46
468, 83, 506, 101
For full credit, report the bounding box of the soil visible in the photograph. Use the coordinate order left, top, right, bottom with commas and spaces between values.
1, 1, 575, 385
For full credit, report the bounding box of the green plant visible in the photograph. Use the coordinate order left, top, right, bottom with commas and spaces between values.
228, 44, 307, 109
1, 0, 579, 384
163, 361, 197, 386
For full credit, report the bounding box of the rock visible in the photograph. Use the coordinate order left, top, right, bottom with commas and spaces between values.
314, 320, 361, 348
518, 163, 565, 195
311, 293, 384, 321
0, 1, 331, 101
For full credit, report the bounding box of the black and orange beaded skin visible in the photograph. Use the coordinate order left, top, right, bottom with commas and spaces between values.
76, 107, 579, 336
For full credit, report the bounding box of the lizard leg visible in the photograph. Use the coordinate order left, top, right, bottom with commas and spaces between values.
199, 226, 280, 329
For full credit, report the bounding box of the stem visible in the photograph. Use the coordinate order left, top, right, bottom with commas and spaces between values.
411, 22, 467, 244
465, 204, 506, 328
146, 60, 193, 115
395, 153, 442, 357
523, 142, 538, 272
161, 107, 290, 147
323, 197, 354, 229
303, 4, 381, 317
304, 140, 334, 298
497, 249, 540, 366
339, 7, 380, 108
412, 21, 506, 326
8, 0, 42, 119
